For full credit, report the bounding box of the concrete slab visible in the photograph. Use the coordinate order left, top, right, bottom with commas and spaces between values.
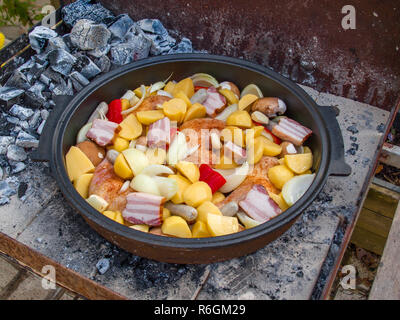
0, 255, 19, 292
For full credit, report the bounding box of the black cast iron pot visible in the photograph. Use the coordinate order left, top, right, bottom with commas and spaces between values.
33, 54, 351, 264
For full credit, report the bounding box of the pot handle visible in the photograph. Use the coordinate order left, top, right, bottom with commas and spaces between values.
318, 105, 352, 176
31, 95, 73, 162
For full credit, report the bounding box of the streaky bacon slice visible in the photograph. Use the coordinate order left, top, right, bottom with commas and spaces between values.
122, 192, 165, 226
86, 119, 119, 146
271, 117, 312, 146
239, 184, 282, 223
203, 87, 226, 116
147, 117, 171, 149
223, 140, 246, 163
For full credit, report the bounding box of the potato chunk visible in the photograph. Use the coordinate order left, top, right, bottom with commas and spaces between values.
162, 216, 192, 238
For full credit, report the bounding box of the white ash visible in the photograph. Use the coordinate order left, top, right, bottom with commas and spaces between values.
7, 145, 27, 162
0, 136, 16, 155
11, 162, 26, 174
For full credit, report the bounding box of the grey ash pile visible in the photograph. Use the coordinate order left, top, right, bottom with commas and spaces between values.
0, 0, 194, 205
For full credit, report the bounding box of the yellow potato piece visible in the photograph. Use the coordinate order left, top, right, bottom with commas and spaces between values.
103, 210, 116, 220
183, 181, 212, 207
219, 88, 239, 105
267, 164, 294, 189
238, 94, 258, 111
168, 174, 192, 204
176, 161, 200, 183
136, 110, 165, 125
65, 146, 95, 182
220, 126, 245, 147
192, 221, 211, 238
73, 173, 93, 199
146, 147, 167, 165
174, 91, 192, 108
213, 154, 239, 169
122, 148, 149, 176
284, 153, 313, 174
118, 113, 142, 140
183, 103, 207, 122
303, 146, 312, 154
226, 110, 252, 129
164, 81, 176, 95
256, 136, 282, 156
108, 137, 129, 152
268, 192, 289, 211
172, 77, 194, 98
114, 153, 134, 179
162, 207, 171, 220
133, 86, 150, 98
207, 213, 239, 237
212, 191, 225, 204
246, 138, 264, 165
196, 201, 222, 223
130, 224, 150, 232
162, 216, 192, 238
163, 98, 187, 123
121, 99, 130, 111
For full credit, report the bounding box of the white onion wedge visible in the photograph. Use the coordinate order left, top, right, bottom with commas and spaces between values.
150, 81, 166, 93
76, 122, 92, 144
140, 164, 174, 176
237, 211, 261, 229
215, 162, 250, 193
152, 176, 178, 200
190, 73, 219, 87
122, 148, 149, 176
157, 90, 173, 98
215, 103, 238, 121
240, 84, 264, 98
167, 131, 188, 165
282, 174, 315, 206
130, 174, 160, 196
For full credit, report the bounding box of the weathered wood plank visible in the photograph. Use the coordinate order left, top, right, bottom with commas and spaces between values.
350, 226, 386, 255
363, 185, 399, 219
369, 202, 400, 299
356, 208, 393, 239
379, 142, 400, 169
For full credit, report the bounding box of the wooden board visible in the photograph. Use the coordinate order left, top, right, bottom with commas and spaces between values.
350, 226, 387, 255
356, 208, 393, 239
369, 202, 400, 299
363, 185, 399, 219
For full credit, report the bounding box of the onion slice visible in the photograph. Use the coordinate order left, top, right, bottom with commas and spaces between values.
281, 174, 315, 206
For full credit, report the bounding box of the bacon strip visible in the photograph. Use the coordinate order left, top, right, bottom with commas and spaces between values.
203, 87, 226, 116
271, 117, 312, 146
147, 117, 171, 149
86, 119, 119, 146
239, 184, 281, 223
122, 192, 165, 226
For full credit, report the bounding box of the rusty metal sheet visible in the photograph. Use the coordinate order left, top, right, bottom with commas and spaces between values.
97, 0, 400, 111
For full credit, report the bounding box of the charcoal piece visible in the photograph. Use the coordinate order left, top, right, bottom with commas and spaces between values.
29, 26, 58, 53
9, 104, 34, 121
72, 55, 101, 80
12, 162, 26, 174
7, 145, 27, 162
16, 58, 35, 73
48, 49, 77, 76
109, 14, 135, 40
0, 87, 24, 109
168, 38, 193, 54
28, 110, 42, 130
46, 36, 69, 52
5, 70, 31, 90
69, 71, 89, 86
0, 136, 15, 155
40, 110, 49, 120
15, 131, 39, 148
37, 119, 46, 135
70, 19, 111, 51
6, 116, 20, 125
0, 180, 17, 205
61, 0, 115, 27
24, 91, 46, 109
86, 44, 110, 58
42, 67, 64, 84
28, 63, 48, 81
39, 73, 51, 86
94, 55, 111, 73
52, 81, 73, 98
136, 19, 176, 55
96, 258, 110, 274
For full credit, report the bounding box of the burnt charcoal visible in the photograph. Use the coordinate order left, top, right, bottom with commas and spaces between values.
7, 145, 27, 162
28, 62, 48, 81
15, 131, 39, 148
42, 67, 64, 84
32, 52, 50, 65
5, 70, 31, 90
47, 49, 77, 76
46, 36, 69, 52
6, 116, 19, 125
24, 91, 45, 109
109, 14, 135, 40
28, 110, 42, 130
0, 136, 15, 155
96, 258, 110, 274
168, 37, 193, 54
12, 162, 26, 174
70, 19, 111, 51
39, 73, 51, 86
16, 58, 35, 73
86, 44, 110, 58
72, 55, 101, 80
137, 19, 176, 55
52, 81, 74, 98
61, 0, 115, 28
9, 105, 34, 121
29, 26, 58, 53
0, 87, 24, 109
69, 71, 89, 86
94, 55, 111, 73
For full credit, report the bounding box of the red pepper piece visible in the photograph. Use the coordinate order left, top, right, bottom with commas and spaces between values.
106, 99, 123, 124
194, 86, 209, 92
199, 164, 226, 193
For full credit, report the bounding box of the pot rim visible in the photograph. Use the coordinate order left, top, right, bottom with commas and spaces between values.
51, 54, 331, 250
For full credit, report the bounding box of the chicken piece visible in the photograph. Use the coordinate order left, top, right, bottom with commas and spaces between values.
88, 159, 131, 212
131, 95, 171, 115
215, 156, 279, 208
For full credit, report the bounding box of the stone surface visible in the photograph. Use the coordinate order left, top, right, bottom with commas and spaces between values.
0, 255, 19, 292
6, 273, 56, 300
